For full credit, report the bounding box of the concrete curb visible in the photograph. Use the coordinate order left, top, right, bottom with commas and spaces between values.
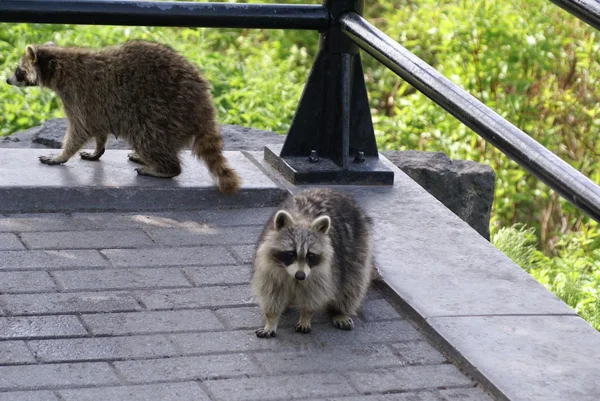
0, 150, 287, 213
247, 150, 600, 401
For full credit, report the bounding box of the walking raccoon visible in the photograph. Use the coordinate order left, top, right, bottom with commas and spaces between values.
6, 40, 240, 194
251, 188, 377, 337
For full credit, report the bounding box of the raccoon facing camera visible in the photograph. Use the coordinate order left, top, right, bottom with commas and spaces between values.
251, 188, 377, 338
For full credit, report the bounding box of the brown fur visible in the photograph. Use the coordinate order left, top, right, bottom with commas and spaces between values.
6, 40, 240, 194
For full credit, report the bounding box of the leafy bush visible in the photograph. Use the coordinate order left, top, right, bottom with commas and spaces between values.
493, 223, 600, 330
1, 0, 599, 329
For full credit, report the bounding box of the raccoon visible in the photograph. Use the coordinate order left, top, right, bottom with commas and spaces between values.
251, 188, 375, 338
6, 40, 240, 194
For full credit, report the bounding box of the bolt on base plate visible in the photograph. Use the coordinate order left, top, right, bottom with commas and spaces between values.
264, 145, 394, 185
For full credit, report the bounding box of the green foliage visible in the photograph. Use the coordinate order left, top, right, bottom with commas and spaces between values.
493, 223, 600, 331
491, 224, 539, 271
1, 0, 599, 329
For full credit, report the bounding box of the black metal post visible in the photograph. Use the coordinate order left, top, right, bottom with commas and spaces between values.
547, 0, 600, 32
0, 0, 329, 30
264, 0, 394, 185
340, 11, 600, 223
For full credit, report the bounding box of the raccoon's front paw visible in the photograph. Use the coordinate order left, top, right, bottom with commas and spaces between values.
295, 322, 312, 334
39, 156, 64, 165
255, 328, 276, 338
332, 315, 354, 331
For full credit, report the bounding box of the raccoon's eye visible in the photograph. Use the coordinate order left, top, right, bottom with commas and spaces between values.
306, 252, 321, 267
273, 250, 296, 266
15, 68, 25, 81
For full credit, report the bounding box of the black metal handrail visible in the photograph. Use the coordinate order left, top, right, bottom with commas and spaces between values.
1, 0, 599, 224
0, 0, 329, 29
340, 11, 600, 223
548, 0, 600, 31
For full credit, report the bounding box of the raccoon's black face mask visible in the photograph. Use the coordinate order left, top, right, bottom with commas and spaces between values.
6, 43, 54, 87
6, 65, 37, 87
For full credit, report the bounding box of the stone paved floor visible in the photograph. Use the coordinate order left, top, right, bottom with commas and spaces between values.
0, 208, 493, 401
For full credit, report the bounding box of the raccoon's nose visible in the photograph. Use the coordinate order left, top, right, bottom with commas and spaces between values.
295, 271, 306, 281
5, 78, 9, 84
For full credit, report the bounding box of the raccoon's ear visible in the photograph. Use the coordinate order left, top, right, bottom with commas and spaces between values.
25, 45, 37, 62
310, 215, 331, 235
274, 210, 294, 231
44, 41, 57, 47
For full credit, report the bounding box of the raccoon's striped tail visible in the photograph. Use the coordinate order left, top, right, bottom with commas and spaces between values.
192, 134, 241, 195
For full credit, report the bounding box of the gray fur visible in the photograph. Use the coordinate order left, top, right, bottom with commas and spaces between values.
6, 40, 240, 194
251, 188, 375, 337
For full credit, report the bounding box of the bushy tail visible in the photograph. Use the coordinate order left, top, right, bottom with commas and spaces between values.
192, 134, 241, 195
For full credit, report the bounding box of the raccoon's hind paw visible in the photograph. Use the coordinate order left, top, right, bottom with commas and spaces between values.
135, 167, 177, 179
255, 328, 276, 338
128, 153, 145, 165
295, 322, 312, 334
80, 149, 104, 161
39, 156, 65, 165
332, 315, 354, 331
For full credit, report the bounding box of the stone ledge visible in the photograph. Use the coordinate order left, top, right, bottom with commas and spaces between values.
248, 150, 600, 401
3, 119, 494, 238
0, 150, 286, 213
383, 150, 495, 240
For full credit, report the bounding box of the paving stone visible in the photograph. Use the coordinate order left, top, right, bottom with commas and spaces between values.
390, 341, 448, 365
231, 245, 255, 264
252, 344, 404, 374
366, 288, 383, 299
137, 285, 254, 310
1, 292, 141, 315
59, 382, 210, 401
315, 392, 440, 401
0, 250, 107, 270
0, 362, 118, 390
439, 387, 495, 401
192, 208, 275, 227
0, 316, 88, 339
0, 214, 78, 232
311, 320, 422, 345
0, 233, 25, 250
183, 265, 251, 286
52, 268, 191, 291
102, 246, 235, 267
0, 272, 57, 293
214, 306, 264, 330
205, 373, 355, 401
359, 298, 402, 321
217, 306, 337, 331
171, 329, 317, 355
114, 354, 259, 383
72, 208, 274, 230
347, 365, 472, 393
429, 315, 600, 401
72, 211, 204, 230
20, 230, 153, 249
146, 226, 262, 246
28, 335, 177, 362
0, 390, 59, 401
0, 341, 36, 364
82, 310, 223, 335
